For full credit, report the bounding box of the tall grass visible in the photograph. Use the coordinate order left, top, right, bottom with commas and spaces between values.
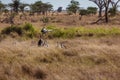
1, 24, 120, 39
0, 34, 120, 80
76, 27, 120, 37
23, 23, 37, 38
47, 26, 120, 38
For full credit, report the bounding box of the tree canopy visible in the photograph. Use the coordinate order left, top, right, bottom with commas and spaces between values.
66, 0, 80, 14
0, 1, 5, 12
30, 1, 53, 15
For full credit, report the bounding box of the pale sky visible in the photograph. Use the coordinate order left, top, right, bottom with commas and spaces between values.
1, 0, 97, 10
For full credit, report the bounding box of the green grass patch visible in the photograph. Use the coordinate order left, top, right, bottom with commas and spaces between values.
47, 26, 78, 38
46, 26, 120, 38
1, 24, 120, 39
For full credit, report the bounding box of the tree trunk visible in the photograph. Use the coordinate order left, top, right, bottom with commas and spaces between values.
99, 7, 102, 17
105, 7, 108, 23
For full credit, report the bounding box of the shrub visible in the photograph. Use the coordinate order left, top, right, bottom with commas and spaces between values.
1, 25, 23, 36
23, 23, 35, 32
1, 23, 38, 38
52, 29, 64, 38
40, 17, 49, 23
23, 23, 36, 38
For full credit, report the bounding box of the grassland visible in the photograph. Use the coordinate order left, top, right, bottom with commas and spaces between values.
0, 35, 120, 80
1, 24, 120, 39
0, 13, 120, 80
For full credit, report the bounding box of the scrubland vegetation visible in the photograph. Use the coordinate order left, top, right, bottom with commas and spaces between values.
0, 0, 120, 80
0, 22, 120, 80
1, 24, 120, 39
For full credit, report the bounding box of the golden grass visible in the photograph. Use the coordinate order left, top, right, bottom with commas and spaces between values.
0, 36, 120, 80
0, 12, 120, 80
0, 12, 120, 30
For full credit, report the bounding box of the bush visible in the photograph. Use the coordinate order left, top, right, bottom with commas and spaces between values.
40, 17, 49, 23
1, 23, 37, 38
1, 25, 23, 36
23, 23, 36, 38
23, 23, 35, 32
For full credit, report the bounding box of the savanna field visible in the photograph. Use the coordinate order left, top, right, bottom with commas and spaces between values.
0, 0, 120, 79
0, 13, 120, 80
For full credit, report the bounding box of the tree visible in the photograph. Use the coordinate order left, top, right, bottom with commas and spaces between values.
30, 1, 53, 15
109, 0, 120, 16
19, 3, 28, 13
79, 9, 88, 20
87, 7, 97, 15
103, 0, 111, 23
30, 1, 42, 13
66, 0, 80, 14
102, 0, 120, 23
0, 1, 5, 12
109, 7, 117, 16
79, 7, 97, 20
57, 7, 62, 13
42, 2, 53, 15
12, 0, 20, 13
89, 0, 104, 17
6, 0, 20, 24
90, 0, 120, 23
8, 3, 14, 13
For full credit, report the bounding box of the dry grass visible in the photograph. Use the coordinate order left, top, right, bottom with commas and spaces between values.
0, 13, 120, 29
0, 36, 120, 80
0, 12, 120, 80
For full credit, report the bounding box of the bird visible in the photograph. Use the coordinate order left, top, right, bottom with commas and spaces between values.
41, 27, 48, 34
41, 27, 52, 35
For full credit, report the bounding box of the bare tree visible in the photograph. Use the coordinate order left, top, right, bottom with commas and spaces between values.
103, 0, 111, 23
111, 0, 120, 8
109, 0, 120, 16
90, 0, 120, 23
89, 0, 104, 17
102, 0, 120, 23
